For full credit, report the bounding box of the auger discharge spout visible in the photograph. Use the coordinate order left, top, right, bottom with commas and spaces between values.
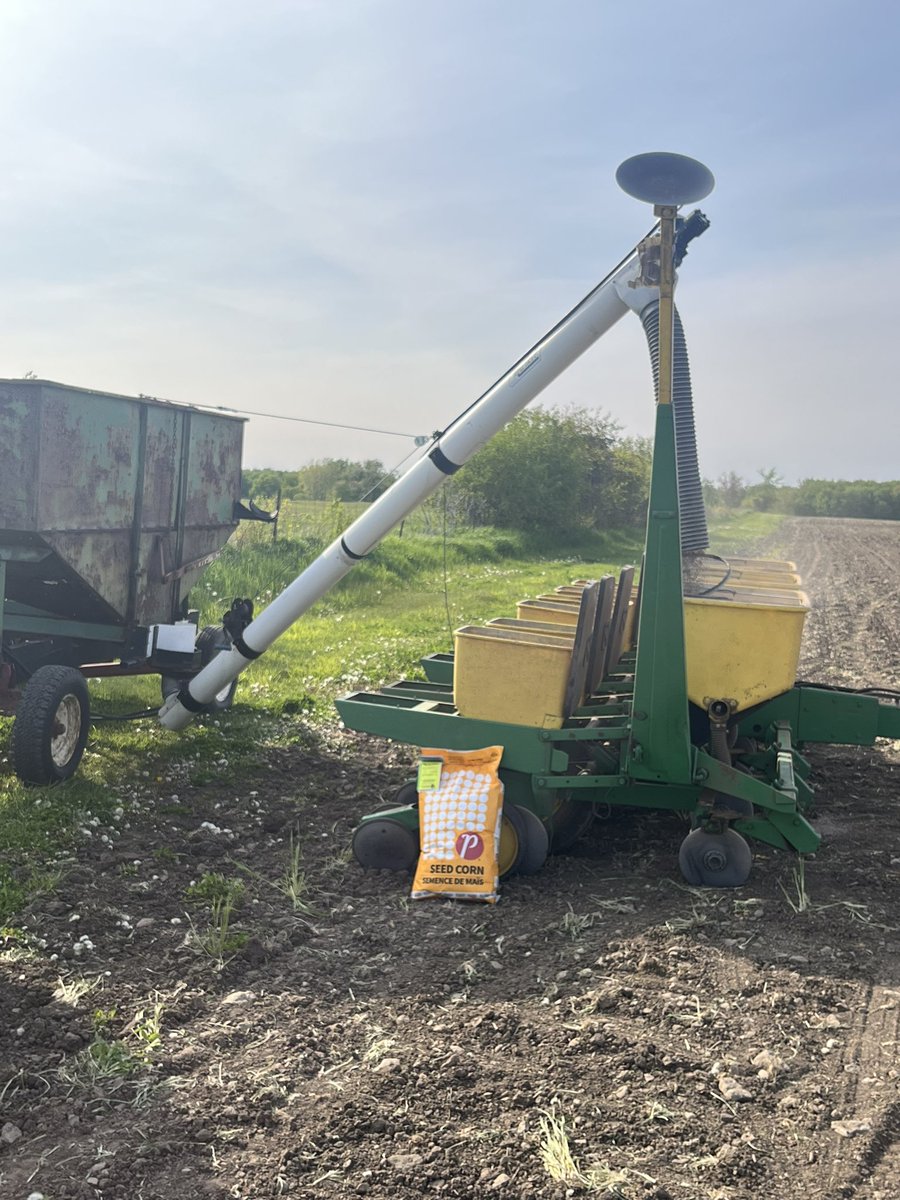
159, 217, 707, 732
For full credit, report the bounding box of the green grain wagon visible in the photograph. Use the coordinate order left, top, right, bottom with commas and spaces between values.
0, 379, 266, 784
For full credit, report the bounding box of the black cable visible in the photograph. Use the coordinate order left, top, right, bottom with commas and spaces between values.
145, 396, 420, 440
356, 441, 429, 503
690, 571, 733, 598
683, 552, 733, 597
698, 552, 730, 569
91, 708, 159, 722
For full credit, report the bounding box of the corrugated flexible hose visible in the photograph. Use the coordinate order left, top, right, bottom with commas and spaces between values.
640, 302, 709, 554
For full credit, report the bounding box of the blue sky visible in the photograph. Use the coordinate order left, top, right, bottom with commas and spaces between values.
1, 0, 898, 483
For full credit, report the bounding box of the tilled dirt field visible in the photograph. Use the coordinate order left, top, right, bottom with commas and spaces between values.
2, 516, 900, 1200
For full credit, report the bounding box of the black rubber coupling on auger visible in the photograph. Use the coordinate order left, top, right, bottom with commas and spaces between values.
223, 598, 254, 641
223, 597, 260, 662
172, 598, 257, 716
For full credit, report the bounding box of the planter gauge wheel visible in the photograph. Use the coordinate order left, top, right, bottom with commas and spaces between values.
499, 804, 550, 879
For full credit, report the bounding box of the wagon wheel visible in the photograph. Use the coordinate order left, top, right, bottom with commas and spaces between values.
11, 665, 91, 786
499, 804, 550, 879
678, 827, 752, 888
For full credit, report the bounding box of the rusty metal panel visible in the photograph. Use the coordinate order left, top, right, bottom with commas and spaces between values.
142, 405, 179, 528
0, 382, 40, 530
184, 411, 244, 528
38, 384, 140, 532
0, 379, 244, 630
40, 529, 132, 620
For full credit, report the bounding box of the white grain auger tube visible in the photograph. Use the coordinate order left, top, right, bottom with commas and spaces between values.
158, 230, 672, 732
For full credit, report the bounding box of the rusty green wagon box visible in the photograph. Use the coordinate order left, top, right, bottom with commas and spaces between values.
0, 378, 245, 630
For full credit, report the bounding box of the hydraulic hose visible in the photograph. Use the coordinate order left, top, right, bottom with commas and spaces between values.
639, 302, 709, 554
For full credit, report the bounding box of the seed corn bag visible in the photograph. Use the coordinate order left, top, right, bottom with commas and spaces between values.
411, 745, 504, 903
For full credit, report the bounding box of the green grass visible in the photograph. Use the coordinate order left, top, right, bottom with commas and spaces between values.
705, 510, 784, 554
233, 493, 495, 546
0, 511, 782, 921
57, 998, 165, 1100
185, 873, 248, 960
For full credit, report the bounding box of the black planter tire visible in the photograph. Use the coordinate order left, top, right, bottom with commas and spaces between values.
499, 803, 550, 879
678, 827, 752, 888
352, 818, 419, 871
392, 781, 420, 808
12, 665, 91, 786
512, 804, 550, 874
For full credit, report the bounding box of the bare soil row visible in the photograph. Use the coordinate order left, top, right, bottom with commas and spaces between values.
1, 516, 899, 1200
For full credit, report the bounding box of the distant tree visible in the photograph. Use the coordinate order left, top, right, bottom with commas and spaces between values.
242, 460, 394, 503
242, 468, 282, 500
745, 466, 784, 512
714, 470, 747, 508
599, 436, 652, 528
297, 458, 392, 501
447, 406, 644, 534
792, 479, 900, 520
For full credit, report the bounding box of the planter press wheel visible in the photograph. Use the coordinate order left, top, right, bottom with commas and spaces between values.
11, 665, 91, 786
498, 804, 550, 879
392, 780, 419, 808
161, 625, 237, 710
678, 827, 752, 888
352, 817, 419, 872
351, 784, 421, 872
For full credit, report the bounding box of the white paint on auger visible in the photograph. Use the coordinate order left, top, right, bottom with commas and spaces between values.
159, 250, 643, 731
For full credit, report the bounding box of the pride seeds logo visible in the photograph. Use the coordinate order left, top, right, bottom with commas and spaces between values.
455, 832, 484, 860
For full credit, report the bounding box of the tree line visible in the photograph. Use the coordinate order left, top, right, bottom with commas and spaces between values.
704, 472, 900, 521
244, 407, 900, 532
242, 459, 393, 503
243, 407, 651, 536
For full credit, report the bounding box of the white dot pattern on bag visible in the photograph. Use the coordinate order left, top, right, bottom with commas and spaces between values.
420, 771, 493, 861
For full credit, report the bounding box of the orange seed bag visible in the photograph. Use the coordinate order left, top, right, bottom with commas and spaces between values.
411, 745, 504, 904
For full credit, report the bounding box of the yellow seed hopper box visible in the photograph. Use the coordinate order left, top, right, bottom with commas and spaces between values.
515, 599, 580, 626
453, 625, 574, 728
684, 589, 810, 712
